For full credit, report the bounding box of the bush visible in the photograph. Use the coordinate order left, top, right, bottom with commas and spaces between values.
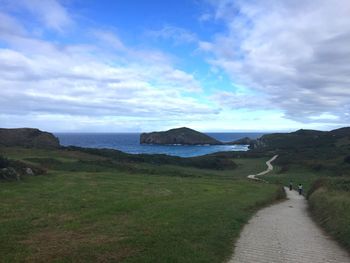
0, 155, 9, 169
344, 155, 350, 164
277, 164, 289, 174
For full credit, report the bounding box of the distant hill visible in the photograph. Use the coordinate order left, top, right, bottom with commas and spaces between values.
250, 128, 350, 150
140, 127, 223, 145
227, 137, 255, 145
0, 128, 60, 148
249, 127, 350, 175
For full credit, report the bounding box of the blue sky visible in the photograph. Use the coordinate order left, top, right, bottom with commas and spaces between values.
0, 0, 349, 132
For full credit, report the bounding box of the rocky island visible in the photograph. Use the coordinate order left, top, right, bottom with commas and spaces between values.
140, 127, 224, 145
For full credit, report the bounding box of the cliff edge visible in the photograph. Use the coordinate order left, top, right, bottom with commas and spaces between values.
0, 128, 60, 148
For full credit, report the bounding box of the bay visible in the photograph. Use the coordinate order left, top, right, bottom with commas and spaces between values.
55, 132, 264, 157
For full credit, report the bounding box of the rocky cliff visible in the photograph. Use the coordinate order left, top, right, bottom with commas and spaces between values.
140, 127, 223, 145
0, 128, 60, 148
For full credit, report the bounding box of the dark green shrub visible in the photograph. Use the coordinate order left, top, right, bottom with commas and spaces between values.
277, 164, 289, 174
0, 155, 9, 168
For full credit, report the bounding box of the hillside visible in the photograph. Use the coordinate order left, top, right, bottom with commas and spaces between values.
250, 127, 350, 150
249, 127, 350, 175
140, 127, 223, 145
0, 128, 60, 149
66, 146, 237, 170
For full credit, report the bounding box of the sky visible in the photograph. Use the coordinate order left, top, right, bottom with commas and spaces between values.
0, 0, 350, 132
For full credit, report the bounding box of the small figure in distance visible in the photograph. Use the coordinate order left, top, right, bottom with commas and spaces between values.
298, 184, 303, 195
289, 181, 293, 191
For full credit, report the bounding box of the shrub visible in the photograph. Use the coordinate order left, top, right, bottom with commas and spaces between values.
0, 155, 9, 168
344, 155, 350, 164
277, 164, 289, 174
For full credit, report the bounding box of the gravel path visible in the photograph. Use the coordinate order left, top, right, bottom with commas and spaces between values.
229, 188, 350, 263
247, 155, 278, 181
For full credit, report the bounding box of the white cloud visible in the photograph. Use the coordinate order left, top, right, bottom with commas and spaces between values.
205, 0, 350, 123
198, 13, 212, 22
198, 41, 213, 52
147, 25, 197, 44
0, 47, 212, 116
91, 29, 126, 50
0, 12, 26, 36
212, 90, 273, 110
19, 0, 72, 31
0, 12, 216, 131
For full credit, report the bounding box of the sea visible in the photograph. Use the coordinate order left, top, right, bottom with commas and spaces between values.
55, 133, 265, 158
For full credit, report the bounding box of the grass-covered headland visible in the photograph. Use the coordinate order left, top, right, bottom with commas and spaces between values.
0, 146, 283, 262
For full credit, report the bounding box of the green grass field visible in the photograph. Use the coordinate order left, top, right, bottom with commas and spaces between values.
0, 147, 283, 262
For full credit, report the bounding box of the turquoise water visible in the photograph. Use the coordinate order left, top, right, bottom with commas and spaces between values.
55, 133, 264, 157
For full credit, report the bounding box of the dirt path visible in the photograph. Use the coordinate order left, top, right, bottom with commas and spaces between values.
247, 155, 278, 181
229, 188, 350, 263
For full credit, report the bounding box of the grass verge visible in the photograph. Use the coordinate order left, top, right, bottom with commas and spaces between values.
308, 178, 350, 252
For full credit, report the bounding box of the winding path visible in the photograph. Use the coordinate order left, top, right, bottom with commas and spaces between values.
247, 155, 278, 181
229, 157, 350, 263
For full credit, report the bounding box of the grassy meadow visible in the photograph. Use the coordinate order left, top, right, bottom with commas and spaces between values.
0, 147, 283, 262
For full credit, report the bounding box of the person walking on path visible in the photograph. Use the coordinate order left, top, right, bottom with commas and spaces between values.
289, 181, 293, 191
298, 184, 303, 195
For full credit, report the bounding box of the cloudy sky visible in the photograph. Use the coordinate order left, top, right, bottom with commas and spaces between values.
0, 0, 349, 132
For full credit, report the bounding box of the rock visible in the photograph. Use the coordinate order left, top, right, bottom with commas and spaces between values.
140, 127, 223, 145
0, 128, 60, 148
25, 167, 34, 175
0, 167, 20, 180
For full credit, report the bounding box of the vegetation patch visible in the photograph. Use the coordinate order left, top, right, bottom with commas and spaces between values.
66, 146, 238, 170
0, 155, 46, 181
308, 178, 350, 252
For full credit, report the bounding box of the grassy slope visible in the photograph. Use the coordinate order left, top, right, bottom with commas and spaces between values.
260, 165, 320, 193
1, 147, 269, 180
0, 147, 282, 262
308, 178, 350, 251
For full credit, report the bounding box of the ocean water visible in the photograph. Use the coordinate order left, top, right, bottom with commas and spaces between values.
55, 133, 265, 157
